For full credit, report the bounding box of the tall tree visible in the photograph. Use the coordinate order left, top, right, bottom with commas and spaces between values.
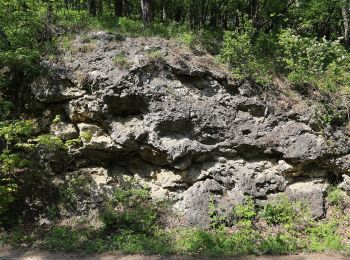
88, 0, 97, 16
141, 0, 152, 27
342, 0, 350, 48
115, 0, 123, 17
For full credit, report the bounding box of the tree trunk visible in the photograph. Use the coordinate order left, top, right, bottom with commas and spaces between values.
342, 1, 350, 49
115, 0, 123, 17
88, 0, 97, 16
98, 0, 103, 15
251, 0, 259, 27
141, 0, 151, 27
161, 0, 166, 20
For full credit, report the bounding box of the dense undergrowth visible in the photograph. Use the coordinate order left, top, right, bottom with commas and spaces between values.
1, 183, 350, 256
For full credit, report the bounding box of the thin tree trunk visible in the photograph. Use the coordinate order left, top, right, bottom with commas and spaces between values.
342, 1, 350, 49
161, 0, 166, 20
115, 0, 123, 17
88, 0, 97, 16
251, 0, 259, 27
141, 0, 151, 27
98, 0, 103, 15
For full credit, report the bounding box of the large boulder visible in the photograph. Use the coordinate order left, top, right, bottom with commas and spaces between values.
286, 181, 328, 218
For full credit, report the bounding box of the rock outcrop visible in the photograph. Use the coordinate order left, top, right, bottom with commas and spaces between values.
30, 32, 350, 227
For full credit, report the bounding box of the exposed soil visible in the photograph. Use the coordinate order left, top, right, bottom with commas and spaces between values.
0, 247, 349, 260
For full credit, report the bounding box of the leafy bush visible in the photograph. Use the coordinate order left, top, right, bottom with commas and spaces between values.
0, 120, 34, 217
44, 227, 95, 252
80, 131, 93, 142
101, 179, 160, 235
327, 187, 346, 207
34, 134, 66, 150
118, 17, 143, 35
220, 20, 277, 83
306, 222, 343, 252
260, 196, 295, 225
259, 233, 298, 254
278, 29, 350, 91
233, 197, 256, 222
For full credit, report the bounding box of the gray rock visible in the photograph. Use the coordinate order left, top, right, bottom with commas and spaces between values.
30, 35, 350, 226
50, 122, 78, 140
285, 181, 328, 218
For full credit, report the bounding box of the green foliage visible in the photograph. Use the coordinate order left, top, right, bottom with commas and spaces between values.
109, 230, 171, 255
101, 179, 159, 235
260, 196, 295, 225
327, 187, 346, 207
220, 20, 277, 83
65, 138, 82, 148
208, 196, 227, 229
278, 29, 350, 92
80, 131, 93, 142
44, 227, 96, 252
0, 100, 13, 120
233, 197, 256, 222
259, 233, 298, 254
60, 176, 90, 207
34, 134, 66, 150
52, 115, 62, 124
112, 53, 131, 69
315, 104, 347, 127
306, 222, 343, 252
0, 120, 34, 217
0, 120, 34, 143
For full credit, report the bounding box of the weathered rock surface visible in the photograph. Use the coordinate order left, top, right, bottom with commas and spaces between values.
30, 32, 350, 227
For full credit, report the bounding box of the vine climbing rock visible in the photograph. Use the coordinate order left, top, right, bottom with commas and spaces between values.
29, 32, 350, 227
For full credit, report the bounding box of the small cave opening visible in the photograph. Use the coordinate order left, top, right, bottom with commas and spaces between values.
104, 94, 148, 117
156, 118, 195, 137
242, 129, 251, 135
326, 171, 344, 185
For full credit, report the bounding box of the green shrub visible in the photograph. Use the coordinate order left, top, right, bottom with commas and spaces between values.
109, 230, 171, 255
327, 187, 346, 207
278, 29, 350, 92
34, 134, 66, 150
101, 179, 160, 235
0, 120, 34, 217
260, 196, 295, 225
80, 131, 93, 142
233, 197, 256, 222
44, 227, 93, 251
118, 17, 143, 35
260, 234, 298, 254
222, 227, 260, 255
220, 20, 277, 83
208, 196, 228, 229
305, 222, 343, 252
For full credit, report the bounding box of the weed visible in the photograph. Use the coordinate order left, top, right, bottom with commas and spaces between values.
260, 196, 295, 225
305, 221, 343, 252
52, 115, 62, 124
327, 187, 346, 207
34, 134, 66, 150
80, 131, 93, 142
260, 233, 298, 254
112, 53, 131, 69
101, 179, 160, 235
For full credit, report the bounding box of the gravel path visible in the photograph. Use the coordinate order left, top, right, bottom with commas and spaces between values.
1, 248, 349, 260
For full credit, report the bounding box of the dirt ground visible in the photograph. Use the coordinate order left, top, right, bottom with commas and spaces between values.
0, 247, 350, 260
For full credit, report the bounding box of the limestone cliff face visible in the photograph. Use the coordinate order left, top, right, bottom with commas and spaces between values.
30, 32, 350, 227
